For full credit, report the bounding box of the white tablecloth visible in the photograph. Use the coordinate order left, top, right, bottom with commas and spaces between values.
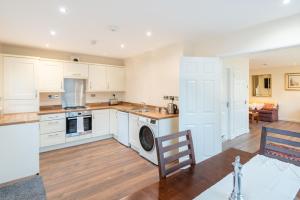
194, 155, 300, 200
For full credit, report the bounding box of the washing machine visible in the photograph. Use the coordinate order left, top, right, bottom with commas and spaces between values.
138, 117, 159, 164
138, 116, 179, 165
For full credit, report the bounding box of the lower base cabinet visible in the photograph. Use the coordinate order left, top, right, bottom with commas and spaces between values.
92, 109, 110, 137
40, 131, 66, 147
0, 123, 39, 184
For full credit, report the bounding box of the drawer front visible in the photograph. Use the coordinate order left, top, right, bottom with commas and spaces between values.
40, 119, 66, 134
40, 131, 65, 147
40, 113, 65, 121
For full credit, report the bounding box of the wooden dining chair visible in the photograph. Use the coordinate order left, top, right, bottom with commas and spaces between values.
155, 130, 196, 179
259, 126, 300, 166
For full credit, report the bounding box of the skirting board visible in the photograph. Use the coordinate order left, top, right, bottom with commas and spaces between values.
40, 134, 113, 153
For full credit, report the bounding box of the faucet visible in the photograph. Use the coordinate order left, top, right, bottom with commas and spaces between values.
141, 102, 148, 111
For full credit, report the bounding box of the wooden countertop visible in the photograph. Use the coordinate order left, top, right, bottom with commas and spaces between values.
0, 103, 178, 126
39, 103, 179, 120
0, 113, 39, 126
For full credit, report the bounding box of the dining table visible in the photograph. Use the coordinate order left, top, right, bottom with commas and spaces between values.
123, 148, 300, 200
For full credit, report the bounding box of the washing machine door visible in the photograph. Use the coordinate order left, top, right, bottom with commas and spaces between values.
139, 125, 155, 152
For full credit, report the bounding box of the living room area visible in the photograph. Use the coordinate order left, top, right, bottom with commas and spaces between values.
223, 45, 300, 154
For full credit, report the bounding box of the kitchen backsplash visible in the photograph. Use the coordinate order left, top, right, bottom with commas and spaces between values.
39, 92, 125, 106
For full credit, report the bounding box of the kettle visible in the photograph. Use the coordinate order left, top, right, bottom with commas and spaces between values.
167, 103, 178, 114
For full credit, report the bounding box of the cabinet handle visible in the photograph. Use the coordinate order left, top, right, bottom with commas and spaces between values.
48, 133, 59, 137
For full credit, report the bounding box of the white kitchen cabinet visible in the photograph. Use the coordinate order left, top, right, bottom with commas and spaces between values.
88, 64, 107, 92
117, 111, 129, 146
109, 109, 118, 136
63, 62, 88, 79
92, 109, 110, 137
3, 56, 38, 113
39, 113, 66, 148
38, 60, 64, 92
129, 114, 139, 151
40, 131, 66, 147
0, 123, 39, 184
107, 67, 126, 91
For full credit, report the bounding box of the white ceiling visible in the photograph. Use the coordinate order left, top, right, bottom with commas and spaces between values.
1, 0, 300, 58
250, 46, 300, 69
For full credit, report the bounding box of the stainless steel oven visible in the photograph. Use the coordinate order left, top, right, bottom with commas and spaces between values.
66, 111, 92, 137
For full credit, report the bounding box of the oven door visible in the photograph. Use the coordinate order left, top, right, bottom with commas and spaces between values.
139, 125, 155, 152
66, 117, 78, 137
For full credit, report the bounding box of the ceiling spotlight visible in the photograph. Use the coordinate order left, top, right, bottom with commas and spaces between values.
50, 30, 56, 36
59, 6, 68, 14
146, 31, 152, 37
283, 0, 290, 5
120, 44, 125, 49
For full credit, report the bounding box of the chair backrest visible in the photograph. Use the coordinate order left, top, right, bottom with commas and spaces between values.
260, 126, 300, 166
155, 130, 196, 179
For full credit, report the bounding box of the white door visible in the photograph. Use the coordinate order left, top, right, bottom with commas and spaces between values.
180, 57, 222, 163
221, 68, 230, 141
129, 114, 139, 151
92, 110, 109, 137
117, 111, 129, 146
4, 57, 37, 100
3, 57, 38, 113
109, 109, 118, 136
38, 60, 64, 92
88, 65, 107, 92
107, 67, 126, 91
230, 67, 249, 139
63, 62, 88, 79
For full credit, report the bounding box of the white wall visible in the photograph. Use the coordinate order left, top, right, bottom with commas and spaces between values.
250, 66, 300, 122
125, 44, 183, 107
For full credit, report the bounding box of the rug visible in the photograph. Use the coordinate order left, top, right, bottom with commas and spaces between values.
0, 175, 46, 200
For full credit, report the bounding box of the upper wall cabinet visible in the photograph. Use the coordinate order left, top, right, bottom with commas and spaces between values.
88, 65, 126, 92
3, 56, 39, 113
38, 60, 64, 92
63, 62, 89, 79
107, 67, 126, 92
88, 65, 107, 92
4, 56, 38, 100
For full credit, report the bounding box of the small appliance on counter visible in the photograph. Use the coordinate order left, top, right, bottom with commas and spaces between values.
109, 94, 120, 105
166, 96, 178, 114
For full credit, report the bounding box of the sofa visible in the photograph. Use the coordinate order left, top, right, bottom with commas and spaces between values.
249, 102, 279, 122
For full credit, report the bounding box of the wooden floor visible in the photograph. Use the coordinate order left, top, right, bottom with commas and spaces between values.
223, 120, 300, 153
40, 120, 300, 200
40, 139, 158, 200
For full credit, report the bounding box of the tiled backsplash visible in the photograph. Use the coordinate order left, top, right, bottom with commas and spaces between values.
39, 92, 125, 106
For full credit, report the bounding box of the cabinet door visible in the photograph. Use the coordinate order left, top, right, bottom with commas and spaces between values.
107, 67, 126, 91
129, 114, 139, 151
88, 65, 107, 92
109, 109, 118, 135
38, 60, 63, 92
4, 57, 37, 100
92, 109, 109, 137
63, 62, 88, 78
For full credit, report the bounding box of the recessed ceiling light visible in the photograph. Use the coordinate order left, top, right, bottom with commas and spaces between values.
59, 6, 68, 14
283, 0, 290, 5
146, 31, 152, 37
50, 30, 56, 36
120, 44, 125, 49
